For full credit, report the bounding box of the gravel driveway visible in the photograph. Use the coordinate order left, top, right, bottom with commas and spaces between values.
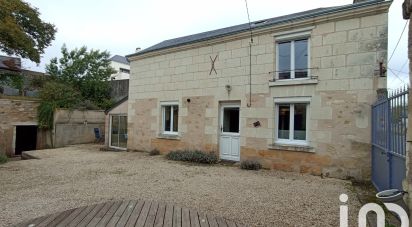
0, 145, 361, 226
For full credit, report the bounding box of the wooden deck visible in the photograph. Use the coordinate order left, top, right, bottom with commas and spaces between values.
14, 200, 243, 227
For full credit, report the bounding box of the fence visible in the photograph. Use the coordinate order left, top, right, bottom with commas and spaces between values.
371, 87, 408, 191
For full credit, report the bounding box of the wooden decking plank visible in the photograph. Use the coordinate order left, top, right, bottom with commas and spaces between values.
16, 215, 48, 227
116, 200, 138, 226
135, 200, 152, 227
105, 200, 130, 227
154, 202, 166, 227
67, 203, 98, 227
198, 212, 209, 227
86, 201, 116, 227
182, 208, 190, 227
215, 217, 228, 227
144, 201, 159, 227
77, 202, 106, 227
36, 211, 64, 227
125, 200, 145, 227
56, 206, 88, 227
173, 206, 182, 227
189, 209, 201, 227
46, 208, 77, 226
206, 214, 218, 227
96, 201, 123, 227
163, 204, 174, 227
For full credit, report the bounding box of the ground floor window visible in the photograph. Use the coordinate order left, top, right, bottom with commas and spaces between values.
275, 101, 308, 145
162, 102, 179, 134
110, 115, 127, 148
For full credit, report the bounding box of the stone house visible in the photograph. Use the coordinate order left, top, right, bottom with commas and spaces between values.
126, 0, 391, 180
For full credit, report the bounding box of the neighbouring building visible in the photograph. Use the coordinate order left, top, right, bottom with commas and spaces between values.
110, 55, 130, 80
127, 0, 391, 180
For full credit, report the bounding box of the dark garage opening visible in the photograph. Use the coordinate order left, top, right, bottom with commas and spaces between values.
15, 125, 38, 155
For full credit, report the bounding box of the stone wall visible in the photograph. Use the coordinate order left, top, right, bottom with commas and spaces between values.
128, 6, 389, 180
53, 109, 105, 147
0, 97, 48, 156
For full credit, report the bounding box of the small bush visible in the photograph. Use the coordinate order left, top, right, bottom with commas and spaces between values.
240, 160, 262, 170
166, 150, 218, 164
0, 153, 8, 164
149, 149, 160, 156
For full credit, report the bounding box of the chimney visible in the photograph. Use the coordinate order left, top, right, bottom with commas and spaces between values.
135, 47, 141, 53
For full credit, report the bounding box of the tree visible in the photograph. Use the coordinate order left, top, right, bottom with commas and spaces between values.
0, 0, 56, 63
46, 45, 116, 109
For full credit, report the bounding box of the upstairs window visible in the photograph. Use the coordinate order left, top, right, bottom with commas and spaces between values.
277, 38, 309, 80
120, 68, 130, 74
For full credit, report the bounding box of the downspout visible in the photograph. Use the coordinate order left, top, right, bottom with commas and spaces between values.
244, 0, 253, 107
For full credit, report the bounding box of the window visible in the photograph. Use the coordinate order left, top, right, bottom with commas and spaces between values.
277, 38, 309, 80
120, 68, 130, 74
162, 103, 178, 134
275, 100, 309, 145
110, 115, 127, 149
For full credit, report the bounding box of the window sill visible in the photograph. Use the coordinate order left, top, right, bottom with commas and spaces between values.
269, 79, 318, 87
268, 143, 314, 153
157, 134, 181, 140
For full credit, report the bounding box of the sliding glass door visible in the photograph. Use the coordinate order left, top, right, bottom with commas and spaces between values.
110, 115, 127, 149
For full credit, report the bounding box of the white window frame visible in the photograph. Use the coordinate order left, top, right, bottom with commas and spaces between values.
161, 101, 179, 135
275, 31, 311, 81
274, 97, 310, 146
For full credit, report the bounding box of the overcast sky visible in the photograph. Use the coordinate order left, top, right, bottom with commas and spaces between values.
21, 0, 408, 89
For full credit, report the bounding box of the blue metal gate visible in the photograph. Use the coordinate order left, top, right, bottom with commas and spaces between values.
371, 87, 408, 191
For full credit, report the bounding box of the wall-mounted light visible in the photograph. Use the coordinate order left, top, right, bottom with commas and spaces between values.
225, 84, 232, 93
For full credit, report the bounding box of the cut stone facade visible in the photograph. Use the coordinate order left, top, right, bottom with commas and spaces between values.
128, 2, 390, 180
0, 97, 48, 156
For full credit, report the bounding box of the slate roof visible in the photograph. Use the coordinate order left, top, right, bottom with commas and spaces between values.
0, 56, 21, 72
110, 55, 129, 65
128, 0, 388, 58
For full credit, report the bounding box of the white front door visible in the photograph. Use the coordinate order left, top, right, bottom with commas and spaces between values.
219, 103, 240, 161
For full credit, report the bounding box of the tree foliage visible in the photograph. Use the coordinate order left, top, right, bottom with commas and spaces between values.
37, 81, 81, 129
46, 45, 115, 109
0, 0, 56, 63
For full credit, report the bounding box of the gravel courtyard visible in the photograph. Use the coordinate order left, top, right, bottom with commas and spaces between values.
0, 145, 361, 226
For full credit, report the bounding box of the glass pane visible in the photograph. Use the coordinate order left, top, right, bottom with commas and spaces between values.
173, 105, 178, 132
118, 116, 127, 148
294, 39, 308, 78
223, 107, 239, 133
278, 105, 290, 139
111, 116, 119, 147
294, 104, 307, 140
164, 106, 171, 131
278, 42, 291, 79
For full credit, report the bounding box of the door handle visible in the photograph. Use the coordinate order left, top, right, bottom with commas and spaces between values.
220, 126, 223, 132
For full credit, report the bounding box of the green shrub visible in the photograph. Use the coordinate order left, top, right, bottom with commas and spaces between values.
240, 160, 262, 170
149, 149, 160, 156
166, 150, 218, 164
0, 153, 8, 164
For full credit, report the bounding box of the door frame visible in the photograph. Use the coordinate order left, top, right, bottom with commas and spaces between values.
109, 114, 127, 150
219, 102, 241, 161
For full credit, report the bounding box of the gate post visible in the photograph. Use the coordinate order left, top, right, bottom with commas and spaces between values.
402, 0, 412, 221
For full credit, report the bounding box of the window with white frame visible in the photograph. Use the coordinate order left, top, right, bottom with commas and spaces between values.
275, 98, 310, 145
161, 102, 179, 134
276, 38, 309, 80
